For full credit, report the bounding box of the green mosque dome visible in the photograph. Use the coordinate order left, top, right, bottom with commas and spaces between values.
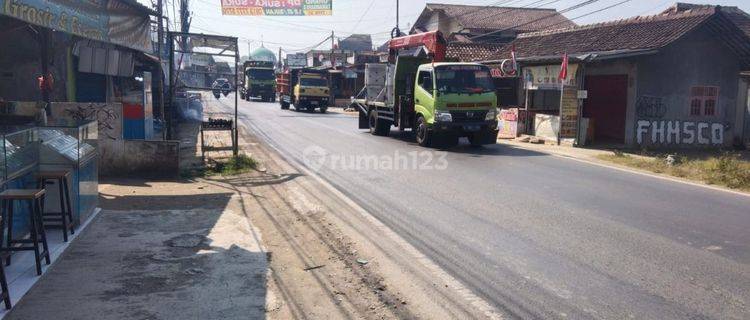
250, 47, 276, 63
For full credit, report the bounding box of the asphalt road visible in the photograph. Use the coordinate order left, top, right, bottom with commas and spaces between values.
218, 98, 750, 320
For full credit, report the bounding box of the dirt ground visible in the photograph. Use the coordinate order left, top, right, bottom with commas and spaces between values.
191, 103, 499, 319
6, 103, 497, 319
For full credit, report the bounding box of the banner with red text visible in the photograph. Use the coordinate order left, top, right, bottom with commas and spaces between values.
221, 0, 332, 16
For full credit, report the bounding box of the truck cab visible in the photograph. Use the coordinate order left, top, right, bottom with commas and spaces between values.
293, 73, 330, 112
413, 63, 498, 146
242, 61, 276, 102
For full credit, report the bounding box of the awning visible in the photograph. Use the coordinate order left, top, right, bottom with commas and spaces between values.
0, 0, 153, 53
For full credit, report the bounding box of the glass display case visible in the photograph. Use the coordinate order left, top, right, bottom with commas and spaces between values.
1, 127, 39, 238
1, 127, 39, 184
38, 121, 99, 224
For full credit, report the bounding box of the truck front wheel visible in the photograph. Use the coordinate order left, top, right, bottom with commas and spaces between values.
415, 116, 432, 147
369, 111, 390, 136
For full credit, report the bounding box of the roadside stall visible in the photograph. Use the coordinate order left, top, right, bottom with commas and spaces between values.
0, 0, 156, 309
521, 62, 583, 145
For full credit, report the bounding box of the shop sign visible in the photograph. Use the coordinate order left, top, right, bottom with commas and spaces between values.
0, 0, 153, 53
286, 53, 307, 68
498, 109, 518, 139
221, 0, 333, 16
523, 64, 578, 90
559, 86, 578, 139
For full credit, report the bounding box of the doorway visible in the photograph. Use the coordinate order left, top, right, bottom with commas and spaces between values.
583, 75, 628, 144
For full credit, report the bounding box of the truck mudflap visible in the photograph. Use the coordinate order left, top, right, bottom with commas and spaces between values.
359, 109, 369, 129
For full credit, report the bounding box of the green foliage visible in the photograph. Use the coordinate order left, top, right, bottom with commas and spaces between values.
182, 154, 260, 178
210, 154, 259, 176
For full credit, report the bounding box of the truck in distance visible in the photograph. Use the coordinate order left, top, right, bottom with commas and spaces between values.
276, 68, 331, 113
241, 61, 276, 102
351, 31, 499, 148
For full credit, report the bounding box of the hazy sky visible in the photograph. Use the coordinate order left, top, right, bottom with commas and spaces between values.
158, 0, 750, 58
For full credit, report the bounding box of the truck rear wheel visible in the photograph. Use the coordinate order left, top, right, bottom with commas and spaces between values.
369, 111, 390, 136
319, 106, 328, 114
415, 116, 432, 147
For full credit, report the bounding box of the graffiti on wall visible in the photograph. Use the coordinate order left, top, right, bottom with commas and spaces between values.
51, 102, 122, 140
637, 120, 724, 145
636, 96, 667, 119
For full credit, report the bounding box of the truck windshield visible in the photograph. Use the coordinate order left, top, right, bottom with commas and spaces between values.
436, 66, 495, 94
247, 69, 275, 80
300, 77, 327, 87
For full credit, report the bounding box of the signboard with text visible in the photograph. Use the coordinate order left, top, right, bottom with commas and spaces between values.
559, 86, 579, 139
523, 64, 579, 90
286, 53, 307, 68
221, 0, 333, 16
0, 0, 153, 53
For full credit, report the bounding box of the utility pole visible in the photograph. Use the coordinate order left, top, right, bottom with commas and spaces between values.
396, 0, 399, 33
278, 47, 282, 70
157, 0, 166, 139
330, 31, 335, 69
180, 0, 190, 34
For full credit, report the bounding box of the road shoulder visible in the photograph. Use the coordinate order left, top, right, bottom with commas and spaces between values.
497, 139, 750, 197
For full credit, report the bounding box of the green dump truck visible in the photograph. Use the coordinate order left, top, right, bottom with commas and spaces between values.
352, 58, 499, 148
241, 61, 276, 102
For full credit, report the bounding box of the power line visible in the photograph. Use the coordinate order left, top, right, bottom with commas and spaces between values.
563, 0, 635, 24
351, 0, 377, 33
470, 0, 605, 40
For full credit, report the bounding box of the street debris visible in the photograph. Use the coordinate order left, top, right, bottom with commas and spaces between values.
303, 265, 326, 271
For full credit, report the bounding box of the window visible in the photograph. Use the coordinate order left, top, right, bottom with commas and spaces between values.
689, 86, 719, 117
300, 77, 327, 87
417, 71, 433, 93
435, 65, 495, 94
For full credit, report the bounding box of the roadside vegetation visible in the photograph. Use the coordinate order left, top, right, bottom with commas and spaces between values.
598, 151, 750, 191
183, 154, 260, 178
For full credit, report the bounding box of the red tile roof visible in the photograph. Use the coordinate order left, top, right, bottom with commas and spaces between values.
481, 4, 750, 66
447, 42, 507, 62
419, 3, 576, 34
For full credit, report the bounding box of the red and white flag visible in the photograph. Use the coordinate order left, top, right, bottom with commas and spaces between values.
558, 53, 569, 82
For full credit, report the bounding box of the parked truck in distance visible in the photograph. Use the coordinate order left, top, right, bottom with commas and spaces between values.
276, 68, 330, 113
241, 61, 276, 102
352, 31, 499, 148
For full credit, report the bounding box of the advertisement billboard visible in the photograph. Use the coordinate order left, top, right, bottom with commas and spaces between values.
222, 0, 333, 16
286, 53, 307, 68
0, 0, 153, 53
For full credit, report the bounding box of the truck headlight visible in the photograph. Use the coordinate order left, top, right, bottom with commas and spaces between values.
436, 112, 452, 122
485, 109, 498, 121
